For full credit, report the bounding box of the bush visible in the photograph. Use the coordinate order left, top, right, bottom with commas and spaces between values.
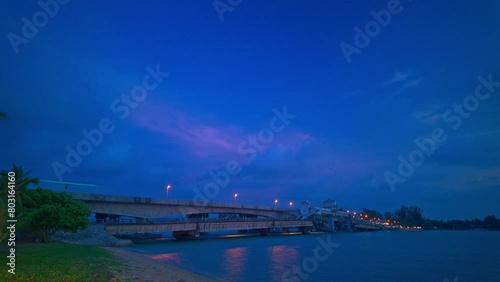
23, 188, 91, 242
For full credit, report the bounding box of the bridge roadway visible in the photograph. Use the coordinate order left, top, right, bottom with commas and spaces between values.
105, 218, 314, 239
70, 192, 294, 220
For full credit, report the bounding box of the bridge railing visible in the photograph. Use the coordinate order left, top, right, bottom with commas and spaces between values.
102, 217, 307, 225
103, 217, 277, 225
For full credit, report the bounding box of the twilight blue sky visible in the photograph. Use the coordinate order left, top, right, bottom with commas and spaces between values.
1, 0, 500, 219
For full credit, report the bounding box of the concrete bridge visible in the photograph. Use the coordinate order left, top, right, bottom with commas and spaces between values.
105, 219, 314, 239
70, 192, 294, 220
70, 192, 381, 238
70, 192, 314, 238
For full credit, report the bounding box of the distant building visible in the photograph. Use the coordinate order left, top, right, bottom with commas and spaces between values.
323, 199, 337, 211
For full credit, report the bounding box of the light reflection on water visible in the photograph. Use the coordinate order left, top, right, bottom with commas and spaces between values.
220, 243, 301, 281
149, 252, 183, 264
268, 245, 300, 281
223, 247, 248, 280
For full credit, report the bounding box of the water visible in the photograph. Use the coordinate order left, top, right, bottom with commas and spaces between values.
126, 231, 500, 282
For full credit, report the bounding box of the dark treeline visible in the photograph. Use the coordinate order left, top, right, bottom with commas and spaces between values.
422, 215, 500, 230
370, 205, 500, 230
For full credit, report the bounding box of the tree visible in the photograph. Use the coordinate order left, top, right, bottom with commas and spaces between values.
23, 188, 91, 242
394, 205, 424, 227
361, 208, 383, 219
483, 215, 500, 230
0, 164, 40, 211
0, 164, 40, 242
407, 206, 424, 226
384, 211, 394, 220
395, 205, 408, 222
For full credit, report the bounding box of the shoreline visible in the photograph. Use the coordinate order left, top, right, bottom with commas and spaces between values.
103, 246, 220, 282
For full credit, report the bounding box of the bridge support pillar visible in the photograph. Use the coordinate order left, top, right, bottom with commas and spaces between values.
299, 227, 312, 234
346, 220, 353, 232
258, 228, 272, 236
326, 217, 335, 233
173, 230, 199, 240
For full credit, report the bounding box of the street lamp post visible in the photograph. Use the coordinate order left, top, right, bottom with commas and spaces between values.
234, 193, 238, 203
274, 199, 278, 208
166, 184, 171, 199
289, 202, 293, 209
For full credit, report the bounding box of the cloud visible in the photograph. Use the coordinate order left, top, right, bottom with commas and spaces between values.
341, 69, 424, 106
438, 166, 500, 190
130, 101, 313, 162
131, 101, 242, 158
370, 69, 423, 99
202, 140, 384, 200
469, 129, 500, 138
385, 69, 414, 85
413, 104, 445, 125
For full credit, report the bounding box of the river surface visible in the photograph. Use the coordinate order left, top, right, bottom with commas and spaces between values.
126, 231, 500, 282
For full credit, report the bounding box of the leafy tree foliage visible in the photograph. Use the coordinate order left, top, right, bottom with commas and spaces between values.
422, 216, 500, 230
361, 208, 383, 219
395, 205, 424, 227
23, 188, 91, 242
0, 164, 40, 211
483, 215, 500, 230
0, 164, 40, 242
384, 211, 394, 220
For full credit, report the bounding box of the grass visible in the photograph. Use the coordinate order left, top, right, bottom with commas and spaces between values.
0, 243, 121, 281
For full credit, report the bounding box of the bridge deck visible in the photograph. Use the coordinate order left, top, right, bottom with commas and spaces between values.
71, 192, 294, 219
105, 220, 313, 235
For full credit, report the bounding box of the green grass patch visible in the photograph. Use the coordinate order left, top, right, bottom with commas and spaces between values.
0, 243, 121, 281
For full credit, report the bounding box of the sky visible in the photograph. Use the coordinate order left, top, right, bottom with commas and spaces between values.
1, 0, 500, 220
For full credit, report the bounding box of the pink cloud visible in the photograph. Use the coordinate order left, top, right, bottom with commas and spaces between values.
131, 102, 242, 157
131, 102, 312, 159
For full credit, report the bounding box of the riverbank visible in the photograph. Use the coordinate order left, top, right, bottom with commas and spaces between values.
104, 247, 219, 282
0, 243, 118, 281
0, 243, 218, 281
49, 224, 218, 280
51, 224, 133, 246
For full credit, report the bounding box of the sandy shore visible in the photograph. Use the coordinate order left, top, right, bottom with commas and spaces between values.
103, 247, 220, 282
